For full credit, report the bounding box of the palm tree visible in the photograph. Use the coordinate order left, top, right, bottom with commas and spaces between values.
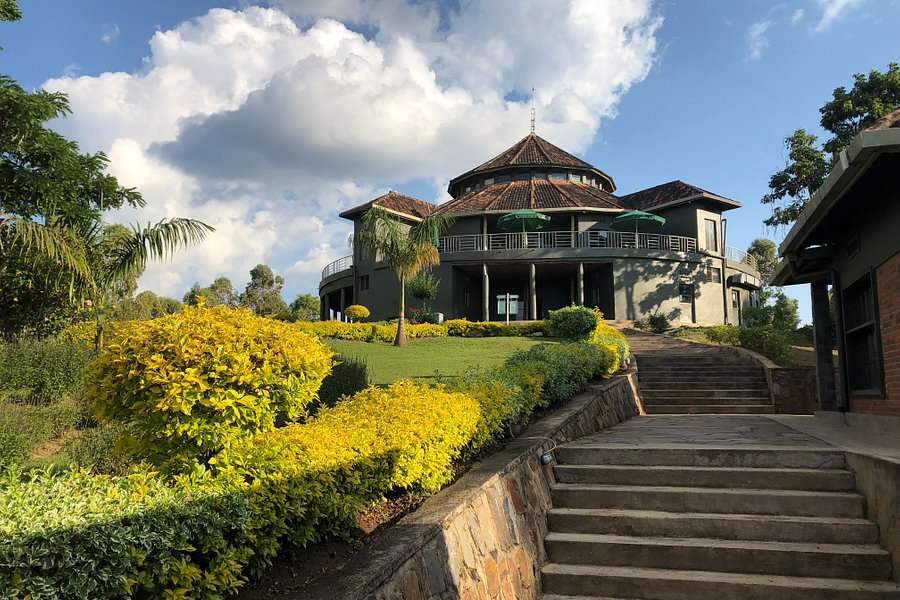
357, 206, 451, 346
2, 214, 213, 347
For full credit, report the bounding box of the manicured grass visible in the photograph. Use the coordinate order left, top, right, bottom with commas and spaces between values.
326, 336, 559, 385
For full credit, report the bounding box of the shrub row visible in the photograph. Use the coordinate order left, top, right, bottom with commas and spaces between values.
0, 337, 94, 403
295, 320, 448, 342
700, 323, 791, 363
0, 308, 630, 599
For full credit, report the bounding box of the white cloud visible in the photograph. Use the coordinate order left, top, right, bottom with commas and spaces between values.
44, 2, 661, 298
746, 19, 772, 61
813, 0, 864, 32
100, 24, 120, 44
790, 8, 805, 24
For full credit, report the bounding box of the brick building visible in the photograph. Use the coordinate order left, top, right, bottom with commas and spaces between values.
773, 108, 900, 417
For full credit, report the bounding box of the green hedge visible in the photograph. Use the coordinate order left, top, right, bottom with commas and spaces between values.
0, 326, 630, 598
0, 337, 93, 403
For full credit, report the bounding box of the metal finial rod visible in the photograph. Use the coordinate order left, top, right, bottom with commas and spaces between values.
530, 87, 536, 134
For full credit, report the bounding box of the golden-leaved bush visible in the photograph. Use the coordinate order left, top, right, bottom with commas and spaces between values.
86, 305, 334, 470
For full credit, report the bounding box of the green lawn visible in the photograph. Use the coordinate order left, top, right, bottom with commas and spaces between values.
326, 336, 558, 385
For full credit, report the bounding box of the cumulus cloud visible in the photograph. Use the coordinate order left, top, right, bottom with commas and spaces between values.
790, 8, 805, 24
813, 0, 864, 32
746, 19, 772, 61
44, 2, 661, 298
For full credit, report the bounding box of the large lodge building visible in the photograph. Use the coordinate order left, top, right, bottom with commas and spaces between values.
320, 133, 762, 324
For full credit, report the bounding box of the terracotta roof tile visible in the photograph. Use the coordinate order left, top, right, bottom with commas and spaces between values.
617, 180, 740, 211
340, 191, 435, 220
435, 179, 622, 216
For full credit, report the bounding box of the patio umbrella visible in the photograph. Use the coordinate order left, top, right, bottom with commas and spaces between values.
497, 209, 551, 233
611, 209, 666, 235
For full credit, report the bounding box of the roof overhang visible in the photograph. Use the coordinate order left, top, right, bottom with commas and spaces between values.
639, 193, 742, 213
773, 128, 900, 286
435, 206, 625, 218
339, 205, 425, 222
448, 164, 617, 196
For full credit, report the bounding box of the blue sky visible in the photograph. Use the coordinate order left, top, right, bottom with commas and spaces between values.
2, 0, 898, 321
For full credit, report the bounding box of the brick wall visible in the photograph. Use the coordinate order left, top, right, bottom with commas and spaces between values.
852, 252, 900, 416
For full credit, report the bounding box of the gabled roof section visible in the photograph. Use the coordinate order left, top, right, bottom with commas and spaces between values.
339, 191, 435, 221
617, 180, 741, 212
448, 133, 616, 194
434, 179, 623, 217
865, 107, 900, 130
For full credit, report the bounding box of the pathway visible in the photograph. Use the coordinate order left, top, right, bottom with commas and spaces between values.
540, 415, 900, 599
628, 331, 773, 414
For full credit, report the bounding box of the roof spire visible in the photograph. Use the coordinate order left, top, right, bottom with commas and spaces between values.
529, 87, 536, 134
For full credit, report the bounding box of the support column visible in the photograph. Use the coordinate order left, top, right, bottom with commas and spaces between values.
529, 263, 537, 320
482, 264, 490, 322
321, 294, 329, 321
577, 262, 585, 305
339, 288, 346, 322
811, 279, 837, 411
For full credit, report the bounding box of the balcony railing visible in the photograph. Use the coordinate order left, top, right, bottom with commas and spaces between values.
321, 255, 353, 280
436, 230, 698, 254
725, 246, 755, 267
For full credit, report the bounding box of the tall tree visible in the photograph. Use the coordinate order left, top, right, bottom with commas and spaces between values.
357, 207, 451, 346
240, 264, 288, 316
762, 63, 900, 227
184, 276, 237, 307
0, 30, 212, 339
290, 293, 320, 322
746, 238, 778, 283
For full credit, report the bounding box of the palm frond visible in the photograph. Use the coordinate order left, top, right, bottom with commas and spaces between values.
102, 218, 213, 287
0, 214, 92, 283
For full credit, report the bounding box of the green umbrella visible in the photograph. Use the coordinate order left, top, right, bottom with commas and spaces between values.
497, 209, 551, 233
611, 210, 666, 235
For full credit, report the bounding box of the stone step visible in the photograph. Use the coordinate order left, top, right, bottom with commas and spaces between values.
638, 374, 766, 382
544, 532, 892, 580
644, 404, 775, 414
640, 380, 769, 389
553, 465, 856, 490
555, 446, 846, 468
642, 387, 769, 397
547, 508, 879, 544
636, 363, 761, 370
642, 394, 770, 404
637, 359, 758, 367
540, 564, 900, 599
550, 484, 865, 517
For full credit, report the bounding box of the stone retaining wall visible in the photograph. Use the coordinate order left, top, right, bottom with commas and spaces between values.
298, 374, 640, 600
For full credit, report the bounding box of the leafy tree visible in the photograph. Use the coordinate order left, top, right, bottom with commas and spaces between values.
240, 264, 288, 317
746, 238, 778, 283
357, 207, 451, 346
0, 55, 211, 341
408, 273, 440, 314
184, 277, 237, 307
762, 63, 900, 227
0, 0, 21, 24
109, 290, 181, 321
744, 288, 800, 332
290, 293, 320, 322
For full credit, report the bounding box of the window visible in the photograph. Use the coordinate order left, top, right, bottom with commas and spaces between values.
732, 290, 740, 308
706, 265, 722, 283
704, 218, 718, 252
358, 275, 369, 291
679, 283, 694, 303
843, 273, 883, 393
484, 177, 494, 186
549, 172, 566, 180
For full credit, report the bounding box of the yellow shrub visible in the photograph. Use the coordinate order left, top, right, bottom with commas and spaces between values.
587, 310, 630, 370
406, 323, 448, 338
344, 304, 370, 322
212, 380, 480, 569
86, 305, 334, 470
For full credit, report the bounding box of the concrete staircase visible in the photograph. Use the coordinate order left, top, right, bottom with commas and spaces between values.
540, 444, 900, 599
628, 332, 773, 414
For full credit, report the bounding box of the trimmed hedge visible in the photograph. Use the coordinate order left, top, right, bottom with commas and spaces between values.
295, 321, 448, 342
443, 319, 545, 337
546, 305, 597, 338
86, 305, 334, 470
704, 324, 740, 345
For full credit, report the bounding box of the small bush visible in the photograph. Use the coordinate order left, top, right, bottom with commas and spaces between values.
0, 337, 94, 403
632, 317, 650, 331
344, 304, 370, 322
86, 305, 334, 470
587, 313, 630, 369
506, 342, 611, 408
63, 424, 133, 475
738, 325, 791, 363
647, 313, 670, 333
546, 305, 598, 339
705, 324, 740, 345
315, 354, 369, 409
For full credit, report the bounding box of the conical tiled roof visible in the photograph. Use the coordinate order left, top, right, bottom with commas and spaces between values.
339, 191, 435, 221
434, 178, 622, 217
448, 133, 616, 195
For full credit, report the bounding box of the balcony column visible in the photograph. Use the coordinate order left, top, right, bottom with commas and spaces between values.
339, 288, 346, 322
577, 262, 585, 305
482, 264, 490, 322
811, 278, 837, 411
321, 294, 329, 321
529, 263, 537, 320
